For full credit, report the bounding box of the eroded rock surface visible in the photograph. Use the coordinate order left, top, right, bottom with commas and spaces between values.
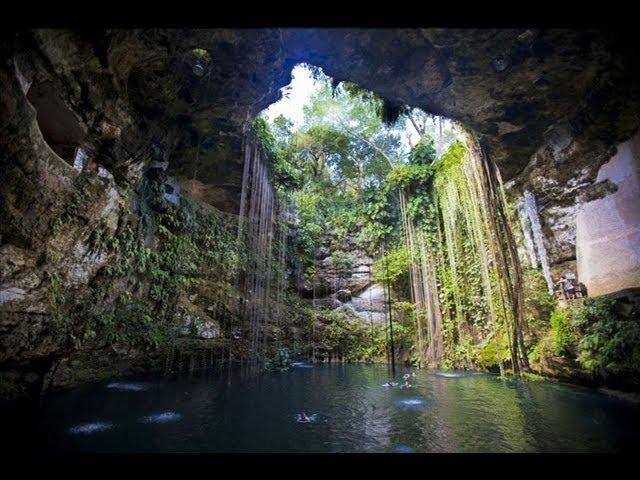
576, 132, 640, 296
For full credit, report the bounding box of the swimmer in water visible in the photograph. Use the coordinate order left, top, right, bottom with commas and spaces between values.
299, 412, 311, 423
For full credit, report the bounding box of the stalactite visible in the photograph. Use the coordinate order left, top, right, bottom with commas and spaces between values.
516, 201, 539, 269
521, 191, 554, 294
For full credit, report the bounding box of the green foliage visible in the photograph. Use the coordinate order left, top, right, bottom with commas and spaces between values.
251, 116, 277, 158
409, 137, 437, 166
312, 302, 415, 364
291, 190, 324, 272
385, 163, 433, 191
523, 268, 557, 336
191, 48, 211, 65
372, 245, 410, 286
549, 308, 576, 357
49, 178, 242, 353
321, 310, 376, 360
358, 186, 398, 249
571, 297, 640, 373
473, 334, 506, 370
434, 140, 466, 175
265, 348, 291, 371
262, 65, 542, 374
329, 250, 354, 269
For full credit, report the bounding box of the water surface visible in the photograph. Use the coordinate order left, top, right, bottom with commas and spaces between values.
3, 364, 639, 452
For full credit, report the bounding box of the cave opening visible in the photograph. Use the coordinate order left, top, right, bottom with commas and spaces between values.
26, 80, 86, 167
240, 63, 530, 371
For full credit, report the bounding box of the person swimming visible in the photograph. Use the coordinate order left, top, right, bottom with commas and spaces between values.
299, 412, 311, 423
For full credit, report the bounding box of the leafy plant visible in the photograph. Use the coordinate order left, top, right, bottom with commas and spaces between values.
571, 297, 640, 373
549, 308, 576, 357
265, 348, 291, 371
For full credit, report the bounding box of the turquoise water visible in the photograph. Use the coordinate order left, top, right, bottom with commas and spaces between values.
4, 364, 639, 452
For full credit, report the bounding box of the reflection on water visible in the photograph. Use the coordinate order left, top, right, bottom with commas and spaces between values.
394, 445, 414, 453
67, 422, 115, 435
3, 364, 639, 452
140, 412, 182, 423
394, 398, 430, 409
291, 362, 314, 369
106, 382, 148, 392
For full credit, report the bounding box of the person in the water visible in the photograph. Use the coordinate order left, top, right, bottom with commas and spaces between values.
299, 412, 311, 423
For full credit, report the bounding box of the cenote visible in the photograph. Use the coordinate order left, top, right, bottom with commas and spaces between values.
2, 27, 640, 456
3, 364, 639, 453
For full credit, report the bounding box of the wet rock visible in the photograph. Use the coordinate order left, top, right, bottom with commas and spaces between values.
311, 297, 342, 309
576, 179, 618, 203
179, 315, 221, 339
492, 55, 510, 72
0, 287, 27, 304
335, 289, 352, 302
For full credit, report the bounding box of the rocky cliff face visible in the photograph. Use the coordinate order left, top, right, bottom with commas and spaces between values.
297, 228, 374, 299
295, 226, 387, 323
576, 132, 640, 296
2, 28, 639, 398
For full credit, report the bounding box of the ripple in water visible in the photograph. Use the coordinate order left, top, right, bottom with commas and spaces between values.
140, 412, 182, 423
435, 371, 466, 378
106, 382, 147, 391
68, 422, 114, 434
394, 445, 415, 453
394, 398, 430, 409
435, 371, 487, 378
290, 362, 314, 368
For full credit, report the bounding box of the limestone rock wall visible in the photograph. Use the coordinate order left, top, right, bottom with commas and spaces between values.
576, 133, 640, 296
297, 229, 375, 299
